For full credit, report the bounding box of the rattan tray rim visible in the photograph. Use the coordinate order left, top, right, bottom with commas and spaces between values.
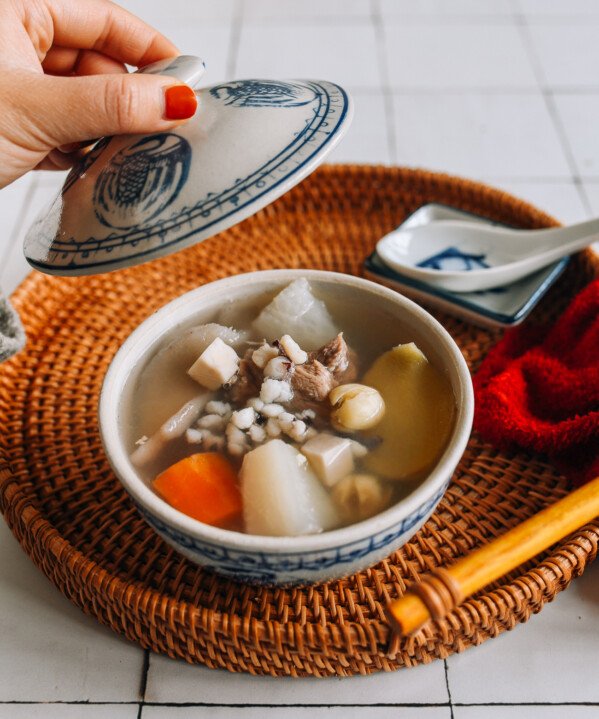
1, 164, 598, 675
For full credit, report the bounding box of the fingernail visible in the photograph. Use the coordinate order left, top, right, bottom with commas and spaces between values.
164, 84, 197, 120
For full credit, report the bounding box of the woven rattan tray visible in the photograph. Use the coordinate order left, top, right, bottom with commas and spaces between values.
1, 166, 598, 676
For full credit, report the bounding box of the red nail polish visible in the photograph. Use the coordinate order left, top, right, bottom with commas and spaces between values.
165, 85, 197, 120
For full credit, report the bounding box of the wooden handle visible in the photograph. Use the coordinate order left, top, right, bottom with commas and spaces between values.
387, 475, 599, 636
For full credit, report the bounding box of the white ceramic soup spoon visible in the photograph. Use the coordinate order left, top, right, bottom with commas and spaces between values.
376, 217, 599, 292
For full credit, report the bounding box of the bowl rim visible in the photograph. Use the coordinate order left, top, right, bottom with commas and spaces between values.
99, 268, 474, 553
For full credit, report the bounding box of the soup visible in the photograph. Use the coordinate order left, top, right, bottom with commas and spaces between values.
128, 279, 455, 536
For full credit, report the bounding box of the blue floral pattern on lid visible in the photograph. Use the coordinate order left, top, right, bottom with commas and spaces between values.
24, 78, 352, 276
93, 134, 192, 229
210, 80, 316, 107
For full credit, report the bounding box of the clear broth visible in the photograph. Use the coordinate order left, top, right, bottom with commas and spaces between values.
127, 284, 453, 531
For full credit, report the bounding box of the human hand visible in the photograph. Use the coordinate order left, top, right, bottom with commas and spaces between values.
0, 0, 198, 188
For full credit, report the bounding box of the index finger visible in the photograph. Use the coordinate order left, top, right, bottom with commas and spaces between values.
43, 0, 180, 67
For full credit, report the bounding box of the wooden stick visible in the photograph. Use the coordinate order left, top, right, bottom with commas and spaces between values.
387, 475, 599, 636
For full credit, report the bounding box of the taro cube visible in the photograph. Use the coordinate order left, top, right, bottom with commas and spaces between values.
301, 433, 354, 487
188, 337, 239, 390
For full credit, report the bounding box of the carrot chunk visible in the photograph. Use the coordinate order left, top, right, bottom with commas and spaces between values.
153, 453, 242, 527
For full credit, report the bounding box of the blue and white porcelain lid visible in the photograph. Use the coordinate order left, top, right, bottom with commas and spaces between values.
24, 56, 353, 276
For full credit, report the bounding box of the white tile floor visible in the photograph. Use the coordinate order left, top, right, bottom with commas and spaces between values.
0, 1, 598, 718
145, 654, 450, 705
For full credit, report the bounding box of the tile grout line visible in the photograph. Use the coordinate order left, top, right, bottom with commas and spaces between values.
370, 0, 397, 164
541, 91, 593, 217
290, 86, 599, 95
129, 702, 457, 709
241, 15, 378, 27
1, 700, 599, 707
136, 650, 150, 719
513, 9, 593, 217
444, 659, 455, 719
452, 702, 599, 707
225, 0, 244, 80
385, 87, 543, 94
246, 16, 538, 27
319, 87, 599, 96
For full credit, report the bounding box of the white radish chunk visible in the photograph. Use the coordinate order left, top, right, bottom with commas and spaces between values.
188, 337, 239, 390
301, 433, 355, 487
252, 279, 339, 351
240, 440, 341, 536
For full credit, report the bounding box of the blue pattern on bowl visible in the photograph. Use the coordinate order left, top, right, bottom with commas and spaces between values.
134, 482, 449, 585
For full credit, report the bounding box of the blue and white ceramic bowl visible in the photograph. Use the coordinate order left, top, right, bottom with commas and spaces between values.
99, 270, 474, 585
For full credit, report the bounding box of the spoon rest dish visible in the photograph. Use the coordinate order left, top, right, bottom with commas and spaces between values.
364, 204, 569, 329
376, 211, 594, 292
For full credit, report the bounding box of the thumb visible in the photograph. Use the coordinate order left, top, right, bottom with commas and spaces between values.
17, 71, 197, 150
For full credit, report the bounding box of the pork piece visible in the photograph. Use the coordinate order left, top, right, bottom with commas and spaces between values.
291, 359, 336, 403
227, 348, 295, 405
227, 335, 358, 419
226, 349, 264, 405
314, 333, 359, 383
288, 334, 358, 419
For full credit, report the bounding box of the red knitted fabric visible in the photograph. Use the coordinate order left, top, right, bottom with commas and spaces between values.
474, 279, 599, 486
